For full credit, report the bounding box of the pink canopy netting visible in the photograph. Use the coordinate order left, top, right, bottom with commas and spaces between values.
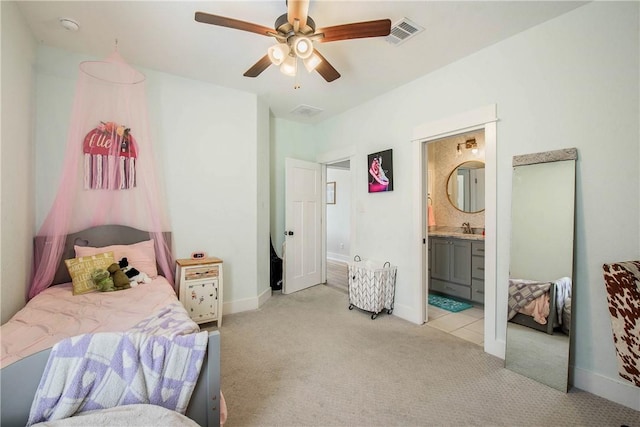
29, 52, 173, 299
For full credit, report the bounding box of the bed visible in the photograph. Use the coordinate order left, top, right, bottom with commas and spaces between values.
507, 278, 572, 335
0, 225, 223, 427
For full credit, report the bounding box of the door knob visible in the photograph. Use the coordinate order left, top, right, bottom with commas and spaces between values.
284, 231, 294, 236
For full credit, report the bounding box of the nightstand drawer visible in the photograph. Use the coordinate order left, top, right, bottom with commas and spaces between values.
185, 265, 219, 281
185, 281, 218, 320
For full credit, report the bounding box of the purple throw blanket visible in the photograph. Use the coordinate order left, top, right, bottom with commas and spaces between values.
27, 303, 206, 426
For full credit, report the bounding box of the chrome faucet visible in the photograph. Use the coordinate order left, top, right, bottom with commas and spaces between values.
462, 222, 472, 234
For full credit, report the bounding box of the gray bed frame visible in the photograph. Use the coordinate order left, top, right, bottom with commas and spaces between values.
0, 225, 221, 427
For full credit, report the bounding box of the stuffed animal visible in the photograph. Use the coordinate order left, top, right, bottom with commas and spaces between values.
107, 262, 131, 290
91, 268, 115, 292
119, 257, 152, 287
129, 270, 152, 287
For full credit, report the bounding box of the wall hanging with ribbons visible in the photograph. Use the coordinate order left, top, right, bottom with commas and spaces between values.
83, 121, 138, 189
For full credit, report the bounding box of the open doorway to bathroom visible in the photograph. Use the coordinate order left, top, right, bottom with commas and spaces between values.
425, 131, 486, 347
325, 160, 351, 293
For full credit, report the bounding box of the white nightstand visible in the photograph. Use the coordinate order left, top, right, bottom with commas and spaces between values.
176, 257, 223, 327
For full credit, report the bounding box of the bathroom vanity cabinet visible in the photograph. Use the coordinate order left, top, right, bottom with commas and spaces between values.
429, 237, 484, 303
470, 242, 485, 303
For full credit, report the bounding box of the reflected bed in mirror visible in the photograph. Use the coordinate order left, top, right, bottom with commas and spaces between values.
446, 161, 485, 213
505, 148, 577, 392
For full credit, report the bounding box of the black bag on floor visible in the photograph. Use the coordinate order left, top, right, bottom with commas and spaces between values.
270, 238, 283, 290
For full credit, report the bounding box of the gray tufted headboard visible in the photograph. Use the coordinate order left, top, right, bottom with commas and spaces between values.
34, 224, 172, 286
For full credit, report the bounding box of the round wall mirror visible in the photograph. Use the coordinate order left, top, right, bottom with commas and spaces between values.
446, 161, 485, 213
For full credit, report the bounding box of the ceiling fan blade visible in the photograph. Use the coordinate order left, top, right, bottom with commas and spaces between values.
312, 49, 340, 82
243, 54, 272, 78
287, 0, 309, 29
195, 11, 274, 37
317, 19, 391, 43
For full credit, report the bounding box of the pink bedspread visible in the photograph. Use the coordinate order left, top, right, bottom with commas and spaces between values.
0, 277, 179, 368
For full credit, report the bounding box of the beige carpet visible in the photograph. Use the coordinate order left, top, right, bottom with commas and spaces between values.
209, 284, 638, 426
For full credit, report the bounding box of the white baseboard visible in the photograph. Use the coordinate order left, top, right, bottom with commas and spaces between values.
223, 287, 272, 315
392, 302, 423, 325
258, 287, 272, 307
573, 366, 640, 411
485, 338, 506, 359
327, 252, 350, 263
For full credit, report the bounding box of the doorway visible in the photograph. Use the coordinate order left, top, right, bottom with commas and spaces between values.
412, 104, 501, 358
424, 131, 486, 347
325, 160, 351, 293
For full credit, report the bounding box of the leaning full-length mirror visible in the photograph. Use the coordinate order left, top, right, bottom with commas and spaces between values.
505, 148, 577, 392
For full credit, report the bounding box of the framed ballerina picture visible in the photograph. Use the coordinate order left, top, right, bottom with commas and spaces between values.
368, 149, 393, 192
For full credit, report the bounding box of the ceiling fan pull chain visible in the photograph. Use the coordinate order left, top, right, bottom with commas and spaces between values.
294, 67, 301, 89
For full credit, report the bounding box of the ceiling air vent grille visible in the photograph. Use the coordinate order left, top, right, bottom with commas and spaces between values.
385, 18, 424, 46
290, 104, 323, 117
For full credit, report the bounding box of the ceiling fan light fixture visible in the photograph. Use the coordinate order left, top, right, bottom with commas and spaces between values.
292, 36, 313, 59
267, 43, 289, 66
303, 53, 322, 73
280, 55, 297, 76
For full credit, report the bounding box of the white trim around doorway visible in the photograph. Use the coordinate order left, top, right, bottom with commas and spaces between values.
412, 104, 503, 359
317, 146, 357, 288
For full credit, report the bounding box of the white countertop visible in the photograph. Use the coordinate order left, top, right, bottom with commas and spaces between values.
428, 229, 485, 241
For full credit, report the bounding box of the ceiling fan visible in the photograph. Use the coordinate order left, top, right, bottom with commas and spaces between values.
195, 0, 391, 82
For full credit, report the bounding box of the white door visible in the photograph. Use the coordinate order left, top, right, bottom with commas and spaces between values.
283, 158, 322, 294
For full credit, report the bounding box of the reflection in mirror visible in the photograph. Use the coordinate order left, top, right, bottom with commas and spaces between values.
505, 148, 577, 392
446, 161, 485, 213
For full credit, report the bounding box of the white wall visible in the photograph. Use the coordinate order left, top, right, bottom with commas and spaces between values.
0, 2, 36, 323
326, 167, 351, 261
32, 46, 269, 312
255, 98, 271, 303
310, 2, 639, 409
269, 117, 317, 258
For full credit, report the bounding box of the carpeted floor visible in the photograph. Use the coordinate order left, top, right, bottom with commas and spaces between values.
207, 284, 639, 427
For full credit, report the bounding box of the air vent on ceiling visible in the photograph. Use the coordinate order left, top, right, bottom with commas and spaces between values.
290, 104, 324, 117
385, 17, 424, 46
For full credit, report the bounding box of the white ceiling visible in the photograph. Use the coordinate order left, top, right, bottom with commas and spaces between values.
16, 1, 587, 124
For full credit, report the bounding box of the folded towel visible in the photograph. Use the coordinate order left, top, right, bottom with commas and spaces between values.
428, 205, 436, 227
27, 331, 208, 426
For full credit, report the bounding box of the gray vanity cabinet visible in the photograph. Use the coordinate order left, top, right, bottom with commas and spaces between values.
429, 237, 472, 300
470, 242, 485, 303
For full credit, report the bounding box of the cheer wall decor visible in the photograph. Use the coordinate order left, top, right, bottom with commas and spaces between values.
367, 149, 393, 193
83, 121, 138, 190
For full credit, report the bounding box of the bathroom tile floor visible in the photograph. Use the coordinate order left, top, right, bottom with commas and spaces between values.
426, 303, 484, 347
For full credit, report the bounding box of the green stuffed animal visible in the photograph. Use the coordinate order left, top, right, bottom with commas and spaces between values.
107, 263, 131, 290
91, 268, 115, 292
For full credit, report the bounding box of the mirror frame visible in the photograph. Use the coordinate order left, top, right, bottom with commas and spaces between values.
446, 160, 485, 213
